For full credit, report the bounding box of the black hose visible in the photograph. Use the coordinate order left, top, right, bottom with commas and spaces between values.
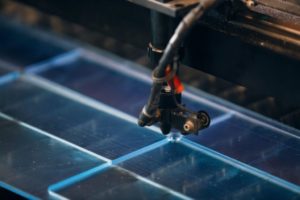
139, 0, 222, 127
155, 0, 220, 77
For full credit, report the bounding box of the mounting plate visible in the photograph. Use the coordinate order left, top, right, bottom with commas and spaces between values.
128, 0, 198, 17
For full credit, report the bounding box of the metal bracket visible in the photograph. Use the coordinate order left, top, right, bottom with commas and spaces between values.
128, 0, 199, 17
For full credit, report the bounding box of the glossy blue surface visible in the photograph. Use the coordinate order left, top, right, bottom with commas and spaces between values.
0, 18, 299, 199
119, 142, 299, 200
0, 116, 103, 198
0, 17, 69, 67
0, 66, 10, 77
35, 51, 300, 188
0, 79, 164, 160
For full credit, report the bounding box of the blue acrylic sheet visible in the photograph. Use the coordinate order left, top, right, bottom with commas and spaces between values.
0, 21, 299, 199
118, 142, 299, 200
0, 77, 164, 160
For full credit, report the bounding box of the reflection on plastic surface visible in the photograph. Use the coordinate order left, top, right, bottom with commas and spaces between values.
55, 166, 182, 200
0, 66, 18, 86
0, 17, 68, 66
0, 79, 164, 159
119, 142, 299, 200
0, 66, 10, 77
187, 115, 300, 185
38, 56, 224, 118
0, 116, 103, 198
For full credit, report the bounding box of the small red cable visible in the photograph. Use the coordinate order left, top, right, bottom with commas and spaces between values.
165, 65, 184, 94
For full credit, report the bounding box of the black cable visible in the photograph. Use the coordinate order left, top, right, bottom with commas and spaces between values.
139, 0, 222, 127
154, 0, 220, 78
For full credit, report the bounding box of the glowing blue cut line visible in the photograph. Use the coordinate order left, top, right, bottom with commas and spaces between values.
48, 190, 68, 200
49, 139, 168, 191
0, 112, 110, 163
121, 168, 193, 200
0, 72, 19, 86
48, 139, 193, 200
181, 138, 300, 194
49, 163, 111, 192
210, 112, 233, 126
25, 49, 81, 74
0, 112, 170, 199
112, 139, 169, 164
0, 181, 40, 200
